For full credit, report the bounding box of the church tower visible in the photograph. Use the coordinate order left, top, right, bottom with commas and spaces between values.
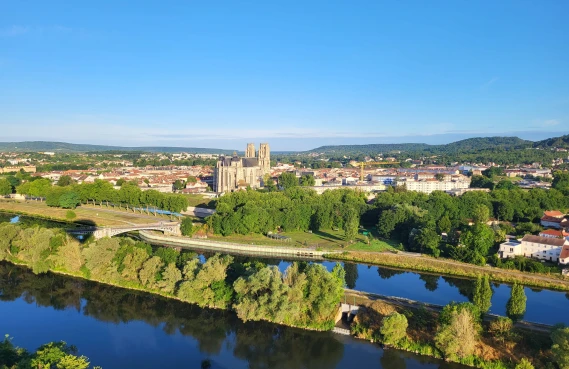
245, 143, 255, 158
258, 143, 270, 174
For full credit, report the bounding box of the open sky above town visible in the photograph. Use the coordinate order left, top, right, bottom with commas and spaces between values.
1, 1, 568, 151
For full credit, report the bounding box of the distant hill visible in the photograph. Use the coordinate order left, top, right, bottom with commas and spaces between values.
534, 135, 569, 149
0, 141, 235, 154
306, 136, 532, 155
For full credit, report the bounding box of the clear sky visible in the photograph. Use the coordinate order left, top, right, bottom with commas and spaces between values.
1, 1, 568, 150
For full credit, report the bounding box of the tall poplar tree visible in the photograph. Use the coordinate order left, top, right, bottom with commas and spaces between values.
506, 283, 527, 321
473, 275, 492, 313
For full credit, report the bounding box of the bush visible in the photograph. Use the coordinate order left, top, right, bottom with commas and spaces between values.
180, 217, 194, 236
66, 210, 76, 220
380, 312, 408, 346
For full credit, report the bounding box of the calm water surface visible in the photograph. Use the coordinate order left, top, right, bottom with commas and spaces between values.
0, 263, 466, 369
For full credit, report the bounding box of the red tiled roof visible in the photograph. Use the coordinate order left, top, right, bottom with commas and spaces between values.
545, 210, 564, 217
541, 215, 563, 223
522, 234, 567, 247
561, 245, 569, 260
540, 229, 568, 237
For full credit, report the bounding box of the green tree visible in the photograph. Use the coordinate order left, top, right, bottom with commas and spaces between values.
413, 227, 441, 257
56, 175, 74, 187
173, 179, 185, 191
65, 210, 76, 220
380, 312, 408, 346
488, 317, 513, 343
180, 217, 194, 236
187, 176, 198, 184
299, 174, 316, 186
495, 180, 515, 190
0, 178, 12, 195
435, 308, 478, 359
515, 358, 534, 369
59, 192, 80, 209
342, 206, 359, 242
551, 326, 569, 369
472, 204, 490, 224
506, 283, 527, 321
437, 215, 452, 234
278, 172, 298, 190
472, 275, 492, 313
434, 173, 445, 181
553, 171, 569, 195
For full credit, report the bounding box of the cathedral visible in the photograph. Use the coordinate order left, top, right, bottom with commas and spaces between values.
213, 143, 270, 193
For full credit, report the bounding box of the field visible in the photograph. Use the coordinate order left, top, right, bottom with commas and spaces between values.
181, 194, 216, 209
0, 199, 170, 226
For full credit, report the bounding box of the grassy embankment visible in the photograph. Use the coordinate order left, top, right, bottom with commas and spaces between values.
0, 199, 172, 226
181, 193, 217, 209
327, 251, 569, 291
347, 294, 553, 369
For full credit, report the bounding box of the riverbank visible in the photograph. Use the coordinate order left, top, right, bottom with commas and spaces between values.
326, 251, 569, 292
349, 293, 553, 369
6, 257, 547, 369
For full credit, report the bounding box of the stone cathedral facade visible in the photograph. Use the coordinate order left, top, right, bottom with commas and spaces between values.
213, 143, 270, 193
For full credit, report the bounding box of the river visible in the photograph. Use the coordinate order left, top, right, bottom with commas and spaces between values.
0, 263, 467, 369
5, 212, 569, 326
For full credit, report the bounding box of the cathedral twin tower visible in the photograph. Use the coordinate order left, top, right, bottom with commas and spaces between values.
213, 143, 271, 193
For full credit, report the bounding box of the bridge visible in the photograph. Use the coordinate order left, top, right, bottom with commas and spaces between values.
69, 222, 181, 240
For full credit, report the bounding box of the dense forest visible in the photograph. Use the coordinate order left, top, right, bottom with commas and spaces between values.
0, 223, 346, 330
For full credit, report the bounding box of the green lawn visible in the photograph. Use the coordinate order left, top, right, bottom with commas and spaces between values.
207, 227, 399, 251
182, 194, 216, 209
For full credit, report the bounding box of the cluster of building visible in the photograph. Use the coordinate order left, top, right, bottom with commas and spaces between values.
499, 211, 569, 266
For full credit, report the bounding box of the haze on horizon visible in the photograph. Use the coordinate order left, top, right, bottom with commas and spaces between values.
1, 1, 568, 151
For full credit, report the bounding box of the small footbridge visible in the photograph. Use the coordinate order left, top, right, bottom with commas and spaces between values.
69, 222, 181, 240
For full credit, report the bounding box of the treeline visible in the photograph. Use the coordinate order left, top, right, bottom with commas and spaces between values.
16, 179, 189, 213
353, 295, 568, 369
208, 188, 367, 240
0, 336, 99, 369
374, 185, 568, 267
134, 157, 217, 167
0, 223, 346, 330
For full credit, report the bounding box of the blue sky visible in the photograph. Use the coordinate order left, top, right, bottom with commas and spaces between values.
1, 1, 568, 150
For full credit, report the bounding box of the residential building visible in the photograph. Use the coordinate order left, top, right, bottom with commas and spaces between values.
499, 234, 568, 262
540, 211, 568, 229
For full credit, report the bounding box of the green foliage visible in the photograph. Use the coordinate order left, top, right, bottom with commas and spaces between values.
551, 326, 569, 369
59, 192, 81, 209
436, 307, 479, 359
380, 312, 408, 346
514, 358, 534, 369
412, 227, 441, 257
154, 247, 179, 265
180, 217, 194, 236
488, 317, 513, 343
0, 335, 95, 369
278, 172, 299, 190
299, 174, 316, 187
473, 275, 492, 313
65, 210, 76, 220
506, 283, 527, 321
56, 175, 74, 187
439, 302, 480, 326
0, 178, 12, 195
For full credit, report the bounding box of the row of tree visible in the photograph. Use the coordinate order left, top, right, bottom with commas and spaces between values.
207, 187, 366, 240
0, 223, 346, 330
15, 179, 190, 213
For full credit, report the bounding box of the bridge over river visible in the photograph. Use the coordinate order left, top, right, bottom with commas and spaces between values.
68, 221, 181, 240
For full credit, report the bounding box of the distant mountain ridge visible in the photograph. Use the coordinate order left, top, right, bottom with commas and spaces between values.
0, 141, 236, 154
306, 136, 533, 155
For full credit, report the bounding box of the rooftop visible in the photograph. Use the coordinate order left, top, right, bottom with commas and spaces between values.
522, 234, 568, 247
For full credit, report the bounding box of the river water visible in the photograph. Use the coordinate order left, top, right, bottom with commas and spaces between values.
0, 263, 467, 369
4, 212, 569, 326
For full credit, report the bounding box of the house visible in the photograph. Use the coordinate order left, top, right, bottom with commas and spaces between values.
560, 245, 569, 265
499, 234, 568, 262
539, 229, 569, 239
540, 211, 567, 229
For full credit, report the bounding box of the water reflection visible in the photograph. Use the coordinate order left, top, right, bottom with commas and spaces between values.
0, 262, 466, 369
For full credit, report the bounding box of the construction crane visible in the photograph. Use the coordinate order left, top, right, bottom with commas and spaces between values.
357, 161, 399, 181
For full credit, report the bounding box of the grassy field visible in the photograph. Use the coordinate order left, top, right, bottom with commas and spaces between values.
206, 229, 391, 250
0, 199, 169, 226
327, 251, 569, 291
181, 194, 216, 209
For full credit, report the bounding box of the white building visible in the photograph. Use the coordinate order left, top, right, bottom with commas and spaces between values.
499, 234, 568, 263
399, 178, 470, 194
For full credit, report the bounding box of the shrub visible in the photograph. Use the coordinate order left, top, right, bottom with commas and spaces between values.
66, 210, 76, 220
